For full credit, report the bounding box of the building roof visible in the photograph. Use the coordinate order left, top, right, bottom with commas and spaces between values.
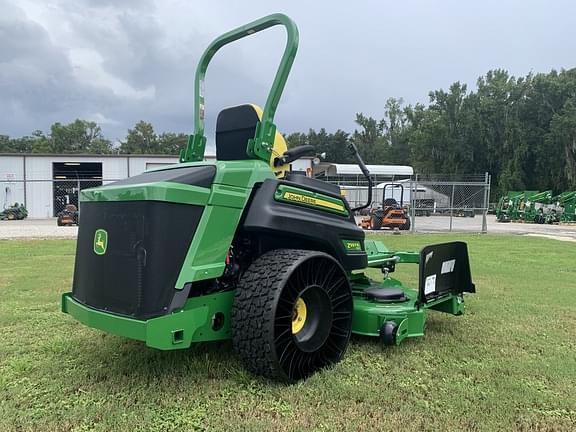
0, 153, 183, 158
0, 153, 312, 160
321, 163, 413, 176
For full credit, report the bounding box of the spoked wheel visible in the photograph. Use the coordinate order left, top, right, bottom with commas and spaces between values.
232, 249, 353, 382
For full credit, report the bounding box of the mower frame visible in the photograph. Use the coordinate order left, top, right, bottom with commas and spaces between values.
62, 14, 475, 381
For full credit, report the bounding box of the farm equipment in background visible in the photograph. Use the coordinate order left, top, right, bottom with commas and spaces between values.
57, 204, 79, 226
496, 191, 523, 222
543, 207, 561, 224
0, 203, 28, 220
513, 190, 538, 222
454, 206, 475, 218
61, 14, 475, 382
520, 190, 552, 223
359, 183, 410, 230
557, 191, 576, 222
414, 199, 433, 217
495, 190, 576, 224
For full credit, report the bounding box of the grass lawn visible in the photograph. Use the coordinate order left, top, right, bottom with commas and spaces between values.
0, 234, 575, 431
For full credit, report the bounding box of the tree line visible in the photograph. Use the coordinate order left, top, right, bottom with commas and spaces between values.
288, 68, 576, 195
1, 68, 575, 195
0, 120, 188, 156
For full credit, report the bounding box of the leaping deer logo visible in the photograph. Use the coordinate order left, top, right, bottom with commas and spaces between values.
94, 229, 108, 255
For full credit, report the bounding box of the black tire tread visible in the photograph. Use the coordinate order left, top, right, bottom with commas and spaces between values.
231, 249, 344, 380
370, 215, 382, 230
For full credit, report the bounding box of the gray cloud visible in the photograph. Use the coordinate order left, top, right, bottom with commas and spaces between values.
0, 1, 121, 136
1, 0, 575, 147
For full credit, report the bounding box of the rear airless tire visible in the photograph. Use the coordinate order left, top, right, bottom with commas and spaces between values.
232, 249, 353, 382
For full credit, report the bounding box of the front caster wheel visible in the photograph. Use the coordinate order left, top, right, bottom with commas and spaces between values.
232, 249, 353, 382
380, 321, 398, 346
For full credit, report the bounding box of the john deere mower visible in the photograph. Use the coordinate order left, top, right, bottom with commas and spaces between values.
360, 183, 411, 230
0, 203, 28, 220
62, 14, 475, 382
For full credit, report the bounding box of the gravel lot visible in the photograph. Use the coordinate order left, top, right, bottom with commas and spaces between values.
357, 214, 576, 240
0, 218, 77, 239
1, 215, 576, 241
413, 214, 576, 240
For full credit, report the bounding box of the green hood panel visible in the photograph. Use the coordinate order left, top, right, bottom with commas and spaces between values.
80, 160, 274, 205
81, 182, 211, 205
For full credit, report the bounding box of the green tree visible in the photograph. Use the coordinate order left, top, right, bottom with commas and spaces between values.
352, 113, 384, 164
120, 121, 159, 154
381, 98, 411, 165
0, 135, 10, 152
15, 132, 49, 153
158, 132, 189, 155
47, 120, 112, 154
285, 132, 308, 149
546, 99, 576, 189
475, 70, 529, 193
286, 129, 353, 163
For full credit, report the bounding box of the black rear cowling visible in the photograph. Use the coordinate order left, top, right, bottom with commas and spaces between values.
242, 179, 367, 271
72, 201, 203, 319
108, 165, 216, 188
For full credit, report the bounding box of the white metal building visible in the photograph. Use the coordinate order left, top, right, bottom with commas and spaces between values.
314, 163, 415, 209
316, 163, 414, 178
0, 153, 314, 218
0, 153, 182, 218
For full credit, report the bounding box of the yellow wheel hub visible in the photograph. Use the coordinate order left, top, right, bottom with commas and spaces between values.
292, 297, 307, 334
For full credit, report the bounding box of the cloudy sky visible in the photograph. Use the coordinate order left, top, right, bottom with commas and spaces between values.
1, 0, 574, 147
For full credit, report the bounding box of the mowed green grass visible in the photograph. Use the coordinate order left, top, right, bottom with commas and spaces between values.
0, 235, 575, 432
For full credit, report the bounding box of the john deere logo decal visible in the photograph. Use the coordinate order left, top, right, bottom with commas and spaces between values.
93, 229, 108, 255
281, 191, 346, 213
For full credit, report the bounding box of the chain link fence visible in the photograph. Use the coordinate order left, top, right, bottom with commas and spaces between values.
2, 173, 491, 232
325, 173, 491, 233
52, 179, 106, 216
409, 174, 491, 233
1, 179, 119, 218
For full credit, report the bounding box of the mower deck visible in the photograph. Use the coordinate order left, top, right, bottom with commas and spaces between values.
351, 283, 464, 343
349, 239, 467, 344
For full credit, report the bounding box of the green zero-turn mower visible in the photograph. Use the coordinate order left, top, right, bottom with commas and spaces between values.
61, 14, 475, 382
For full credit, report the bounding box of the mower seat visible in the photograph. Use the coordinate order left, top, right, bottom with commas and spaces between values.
215, 103, 291, 178
383, 198, 399, 207
216, 105, 259, 160
365, 287, 407, 303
